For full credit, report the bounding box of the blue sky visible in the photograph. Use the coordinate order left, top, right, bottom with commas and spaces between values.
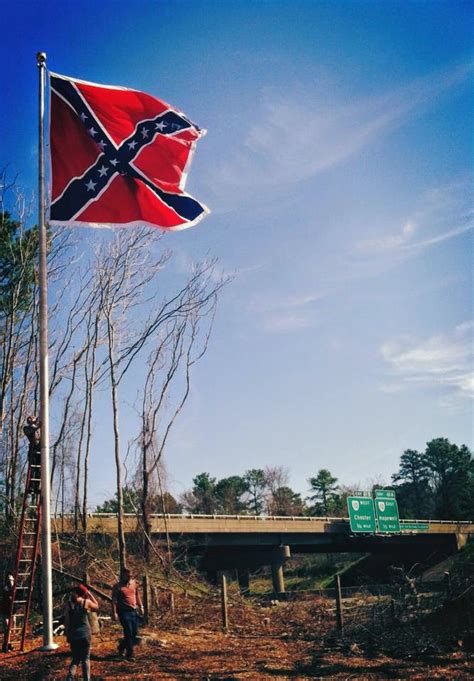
1, 1, 473, 506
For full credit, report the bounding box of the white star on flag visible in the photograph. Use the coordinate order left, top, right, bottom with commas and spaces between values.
155, 121, 167, 131
85, 179, 97, 191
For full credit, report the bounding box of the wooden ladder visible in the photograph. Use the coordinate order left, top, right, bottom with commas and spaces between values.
5, 457, 42, 652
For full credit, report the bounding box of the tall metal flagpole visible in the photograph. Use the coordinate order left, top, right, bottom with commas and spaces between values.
37, 51, 58, 652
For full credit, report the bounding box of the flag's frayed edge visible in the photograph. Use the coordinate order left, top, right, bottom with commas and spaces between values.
49, 207, 210, 232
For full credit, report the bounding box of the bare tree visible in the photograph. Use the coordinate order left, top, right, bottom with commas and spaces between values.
94, 228, 170, 569
1, 170, 76, 521
81, 305, 101, 537
1, 174, 39, 520
137, 265, 222, 561
2, 181, 228, 580
264, 465, 290, 514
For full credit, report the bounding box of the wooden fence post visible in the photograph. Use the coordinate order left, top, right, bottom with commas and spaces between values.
335, 574, 344, 636
142, 574, 149, 624
220, 572, 229, 632
444, 571, 452, 599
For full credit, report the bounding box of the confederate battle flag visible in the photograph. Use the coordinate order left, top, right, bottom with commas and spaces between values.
49, 72, 209, 230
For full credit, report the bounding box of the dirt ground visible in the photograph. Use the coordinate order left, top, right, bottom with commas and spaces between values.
0, 603, 474, 681
1, 628, 473, 680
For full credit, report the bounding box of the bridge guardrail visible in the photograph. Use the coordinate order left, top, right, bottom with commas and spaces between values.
51, 512, 473, 524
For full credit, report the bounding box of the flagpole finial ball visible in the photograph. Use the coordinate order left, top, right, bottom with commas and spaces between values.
37, 52, 47, 65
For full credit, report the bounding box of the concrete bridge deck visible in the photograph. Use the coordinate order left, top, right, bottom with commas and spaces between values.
54, 513, 473, 542
54, 513, 472, 585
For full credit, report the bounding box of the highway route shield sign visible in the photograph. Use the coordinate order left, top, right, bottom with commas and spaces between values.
347, 496, 376, 533
375, 490, 400, 532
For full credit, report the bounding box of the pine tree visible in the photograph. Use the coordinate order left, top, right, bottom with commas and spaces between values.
307, 469, 340, 516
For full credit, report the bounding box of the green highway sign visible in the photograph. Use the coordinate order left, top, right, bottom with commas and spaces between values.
400, 522, 429, 531
374, 490, 400, 532
347, 496, 376, 533
375, 489, 396, 499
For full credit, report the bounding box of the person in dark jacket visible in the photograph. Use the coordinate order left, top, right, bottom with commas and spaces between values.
23, 416, 41, 493
23, 416, 41, 463
111, 567, 143, 660
1, 573, 14, 653
64, 584, 99, 681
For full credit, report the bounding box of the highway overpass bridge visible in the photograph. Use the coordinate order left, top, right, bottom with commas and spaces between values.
55, 513, 473, 591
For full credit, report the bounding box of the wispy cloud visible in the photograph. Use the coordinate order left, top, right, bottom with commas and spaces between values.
262, 312, 316, 333
358, 176, 473, 255
170, 247, 243, 284
359, 221, 417, 252
380, 322, 474, 401
250, 290, 327, 332
206, 61, 472, 207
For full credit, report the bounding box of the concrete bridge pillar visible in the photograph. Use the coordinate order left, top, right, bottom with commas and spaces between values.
455, 533, 468, 551
271, 545, 291, 595
271, 563, 285, 594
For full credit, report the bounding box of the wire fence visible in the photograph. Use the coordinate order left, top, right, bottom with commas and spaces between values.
319, 565, 474, 646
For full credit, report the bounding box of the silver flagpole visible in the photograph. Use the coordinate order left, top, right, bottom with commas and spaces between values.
37, 51, 58, 652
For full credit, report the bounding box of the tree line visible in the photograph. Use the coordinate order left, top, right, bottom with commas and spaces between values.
96, 437, 473, 521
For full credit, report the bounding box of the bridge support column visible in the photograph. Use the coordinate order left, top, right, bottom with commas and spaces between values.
271, 545, 290, 595
237, 568, 250, 595
271, 563, 285, 594
455, 533, 468, 551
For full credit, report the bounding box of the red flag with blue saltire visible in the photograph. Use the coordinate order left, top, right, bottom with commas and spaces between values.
49, 72, 209, 230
